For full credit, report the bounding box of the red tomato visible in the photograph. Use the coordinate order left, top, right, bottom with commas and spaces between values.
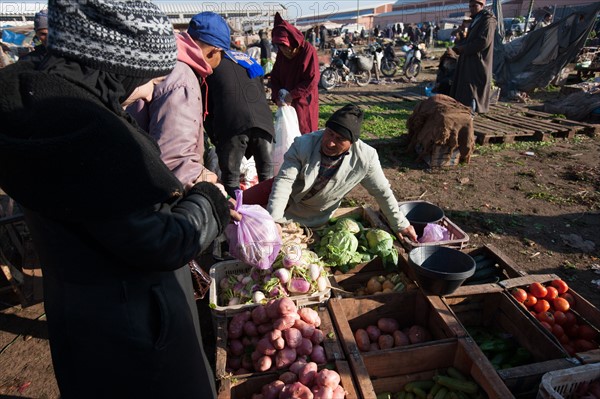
563, 343, 576, 356
574, 339, 598, 352
578, 325, 599, 341
551, 279, 569, 294
564, 311, 577, 327
524, 294, 538, 308
558, 334, 570, 345
552, 324, 565, 338
560, 292, 576, 307
554, 311, 567, 326
534, 299, 551, 313
566, 324, 580, 338
553, 297, 571, 313
537, 311, 555, 325
511, 288, 528, 303
539, 321, 553, 333
529, 282, 548, 299
545, 286, 559, 300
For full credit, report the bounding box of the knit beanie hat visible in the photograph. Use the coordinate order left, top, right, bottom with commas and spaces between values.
33, 9, 48, 31
326, 104, 364, 143
47, 0, 177, 79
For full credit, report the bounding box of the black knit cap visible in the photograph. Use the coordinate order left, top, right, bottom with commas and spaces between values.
325, 104, 364, 142
47, 0, 177, 78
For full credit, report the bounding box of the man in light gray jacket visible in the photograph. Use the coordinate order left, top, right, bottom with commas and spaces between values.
267, 104, 418, 242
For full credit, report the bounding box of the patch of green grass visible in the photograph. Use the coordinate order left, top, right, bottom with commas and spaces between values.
475, 139, 557, 156
526, 186, 573, 205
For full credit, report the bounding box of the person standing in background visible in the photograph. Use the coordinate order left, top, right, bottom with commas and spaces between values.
0, 1, 234, 397
20, 8, 48, 63
270, 12, 320, 134
450, 0, 497, 113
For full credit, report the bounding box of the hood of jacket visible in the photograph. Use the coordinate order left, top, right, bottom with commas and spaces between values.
272, 12, 305, 48
176, 32, 213, 78
0, 62, 183, 221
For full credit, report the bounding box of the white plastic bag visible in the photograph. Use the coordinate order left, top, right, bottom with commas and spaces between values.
272, 104, 301, 175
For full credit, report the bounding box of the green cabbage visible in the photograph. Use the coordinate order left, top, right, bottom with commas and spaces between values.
366, 229, 394, 252
334, 217, 363, 234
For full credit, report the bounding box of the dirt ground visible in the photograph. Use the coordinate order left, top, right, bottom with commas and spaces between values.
1, 57, 599, 398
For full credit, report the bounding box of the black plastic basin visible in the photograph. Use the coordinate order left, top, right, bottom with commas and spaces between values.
399, 201, 445, 236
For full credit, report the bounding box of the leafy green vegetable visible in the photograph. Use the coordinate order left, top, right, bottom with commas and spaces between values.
335, 217, 363, 234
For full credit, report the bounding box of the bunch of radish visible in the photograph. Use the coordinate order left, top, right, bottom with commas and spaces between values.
253, 363, 346, 399
354, 318, 432, 352
226, 297, 328, 375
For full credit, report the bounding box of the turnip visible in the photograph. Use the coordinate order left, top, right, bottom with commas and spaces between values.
310, 344, 326, 364
284, 328, 303, 349
253, 291, 266, 303
296, 338, 313, 356
308, 264, 321, 281
275, 347, 297, 369
228, 297, 241, 306
316, 276, 328, 292
316, 369, 341, 390
298, 362, 318, 386
273, 268, 291, 284
219, 277, 231, 290
242, 276, 253, 285
288, 278, 311, 294
229, 339, 244, 357
283, 252, 303, 269
298, 308, 321, 327
261, 380, 285, 399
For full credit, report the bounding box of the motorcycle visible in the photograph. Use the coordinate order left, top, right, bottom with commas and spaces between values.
320, 44, 373, 90
379, 41, 424, 79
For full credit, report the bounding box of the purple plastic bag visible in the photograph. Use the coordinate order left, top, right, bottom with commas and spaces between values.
418, 223, 450, 243
225, 190, 282, 270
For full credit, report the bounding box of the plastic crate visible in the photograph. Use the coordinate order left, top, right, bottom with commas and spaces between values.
400, 216, 469, 250
209, 260, 331, 315
537, 363, 600, 399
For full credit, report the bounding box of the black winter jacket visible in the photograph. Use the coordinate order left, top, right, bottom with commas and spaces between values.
0, 61, 228, 398
203, 57, 275, 145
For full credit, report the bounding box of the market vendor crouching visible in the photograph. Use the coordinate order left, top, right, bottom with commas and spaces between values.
244, 103, 418, 242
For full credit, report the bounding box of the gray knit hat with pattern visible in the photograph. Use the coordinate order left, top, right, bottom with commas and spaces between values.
47, 0, 177, 78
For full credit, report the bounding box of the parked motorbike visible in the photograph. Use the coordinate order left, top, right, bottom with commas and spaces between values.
379, 41, 424, 79
320, 44, 373, 90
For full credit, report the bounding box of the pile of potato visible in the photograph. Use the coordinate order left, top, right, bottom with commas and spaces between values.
354, 273, 408, 296
354, 318, 432, 352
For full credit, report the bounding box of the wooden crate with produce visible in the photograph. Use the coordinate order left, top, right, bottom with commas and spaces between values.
347, 338, 514, 399
436, 291, 575, 397
214, 299, 344, 381
501, 274, 600, 364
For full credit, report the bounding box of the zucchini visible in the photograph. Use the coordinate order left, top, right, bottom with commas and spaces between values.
377, 393, 392, 399
433, 375, 479, 395
427, 383, 443, 399
463, 275, 500, 286
433, 387, 448, 399
446, 367, 467, 381
468, 266, 498, 281
413, 387, 428, 399
474, 258, 496, 270
405, 380, 435, 393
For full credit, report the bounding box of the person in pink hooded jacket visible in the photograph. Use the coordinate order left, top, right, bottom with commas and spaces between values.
128, 12, 234, 190
270, 12, 320, 134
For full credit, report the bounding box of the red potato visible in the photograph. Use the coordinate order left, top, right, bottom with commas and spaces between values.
408, 325, 431, 344
257, 338, 277, 356
294, 319, 316, 338
251, 350, 262, 362
228, 319, 245, 339
274, 315, 298, 331
393, 330, 410, 347
299, 308, 321, 327
316, 369, 341, 390
332, 385, 346, 399
284, 328, 303, 349
310, 344, 327, 364
229, 339, 244, 357
252, 305, 269, 325
278, 297, 298, 317
262, 380, 285, 399
354, 329, 371, 352
241, 353, 253, 370
314, 386, 334, 399
377, 318, 400, 334
234, 367, 249, 375
298, 362, 318, 386
310, 329, 325, 345
296, 338, 313, 356
378, 334, 394, 350
280, 382, 314, 399
280, 371, 298, 384
366, 325, 381, 342
267, 329, 282, 342
244, 320, 259, 337
227, 356, 241, 370
257, 322, 274, 335
369, 342, 379, 351
242, 336, 252, 346
273, 337, 286, 350
290, 358, 308, 374
256, 355, 272, 372
251, 393, 264, 399
266, 299, 280, 319
275, 347, 297, 369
